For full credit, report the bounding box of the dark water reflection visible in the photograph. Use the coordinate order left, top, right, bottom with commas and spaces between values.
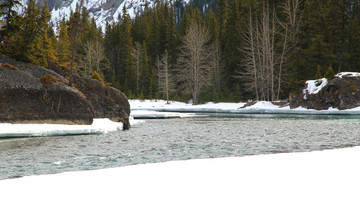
1, 116, 360, 180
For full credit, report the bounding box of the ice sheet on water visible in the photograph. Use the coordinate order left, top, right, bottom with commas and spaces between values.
0, 119, 123, 138
129, 100, 360, 116
130, 110, 195, 119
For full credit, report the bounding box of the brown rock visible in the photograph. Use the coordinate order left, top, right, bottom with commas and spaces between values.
0, 55, 130, 129
47, 61, 131, 129
290, 74, 360, 110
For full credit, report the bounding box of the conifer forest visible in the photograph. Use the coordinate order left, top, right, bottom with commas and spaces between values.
1, 0, 360, 104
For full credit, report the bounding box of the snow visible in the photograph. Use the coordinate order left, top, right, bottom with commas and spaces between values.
0, 118, 123, 138
130, 110, 195, 119
16, 0, 191, 32
129, 99, 360, 119
303, 78, 328, 100
1, 146, 359, 199
335, 72, 360, 78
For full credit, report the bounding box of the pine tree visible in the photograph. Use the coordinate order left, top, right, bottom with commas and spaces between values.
315, 64, 322, 79
291, 0, 332, 81
67, 4, 82, 70
140, 41, 151, 97
120, 6, 136, 95
324, 0, 352, 72
57, 21, 71, 68
0, 0, 22, 40
104, 22, 120, 87
223, 0, 245, 92
324, 66, 335, 79
38, 0, 57, 66
205, 8, 220, 44
21, 0, 42, 64
216, 0, 229, 50
349, 16, 360, 71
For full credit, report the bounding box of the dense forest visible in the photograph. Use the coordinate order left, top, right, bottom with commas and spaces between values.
1, 0, 360, 104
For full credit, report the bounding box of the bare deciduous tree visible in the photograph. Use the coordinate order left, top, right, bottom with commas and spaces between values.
81, 39, 94, 77
177, 21, 213, 105
238, 0, 302, 101
94, 37, 105, 73
133, 41, 142, 91
157, 50, 173, 104
211, 39, 224, 93
80, 38, 108, 79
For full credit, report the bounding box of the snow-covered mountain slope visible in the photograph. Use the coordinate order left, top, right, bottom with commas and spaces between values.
17, 0, 190, 31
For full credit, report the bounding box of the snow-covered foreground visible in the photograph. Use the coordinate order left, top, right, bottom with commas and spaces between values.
130, 99, 360, 119
1, 147, 359, 199
0, 118, 125, 138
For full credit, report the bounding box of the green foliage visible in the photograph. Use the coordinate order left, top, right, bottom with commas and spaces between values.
4, 0, 360, 102
91, 70, 105, 85
222, 0, 246, 90
324, 66, 335, 79
57, 22, 72, 68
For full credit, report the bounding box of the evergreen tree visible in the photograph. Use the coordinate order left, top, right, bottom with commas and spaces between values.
21, 0, 42, 64
349, 15, 360, 71
324, 0, 352, 72
315, 64, 322, 79
290, 0, 332, 81
216, 0, 229, 44
104, 22, 120, 87
120, 6, 136, 95
223, 0, 245, 92
0, 0, 22, 40
205, 8, 220, 43
324, 66, 335, 79
67, 4, 82, 70
38, 0, 57, 66
140, 41, 151, 97
57, 21, 72, 68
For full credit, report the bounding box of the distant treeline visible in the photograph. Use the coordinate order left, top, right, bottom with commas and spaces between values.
1, 0, 360, 103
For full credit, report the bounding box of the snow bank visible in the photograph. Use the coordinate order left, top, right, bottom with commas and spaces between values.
335, 72, 360, 78
1, 147, 359, 199
0, 119, 123, 138
129, 100, 360, 118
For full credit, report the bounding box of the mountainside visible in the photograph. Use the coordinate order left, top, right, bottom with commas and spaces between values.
16, 0, 192, 31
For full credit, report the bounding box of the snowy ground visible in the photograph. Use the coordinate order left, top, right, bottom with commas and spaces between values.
0, 118, 125, 138
1, 146, 359, 199
129, 99, 360, 119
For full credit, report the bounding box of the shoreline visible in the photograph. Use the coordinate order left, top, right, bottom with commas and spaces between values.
129, 99, 360, 116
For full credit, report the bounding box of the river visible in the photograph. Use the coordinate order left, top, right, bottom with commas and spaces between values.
1, 115, 360, 180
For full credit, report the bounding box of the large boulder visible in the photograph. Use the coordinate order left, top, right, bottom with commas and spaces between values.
0, 55, 130, 129
289, 73, 360, 110
0, 55, 93, 124
47, 61, 131, 129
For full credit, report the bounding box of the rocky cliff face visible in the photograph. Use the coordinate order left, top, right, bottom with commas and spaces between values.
290, 73, 360, 110
0, 55, 130, 129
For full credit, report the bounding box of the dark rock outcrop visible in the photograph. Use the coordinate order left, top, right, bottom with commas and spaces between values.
0, 55, 130, 129
47, 61, 130, 129
290, 74, 360, 110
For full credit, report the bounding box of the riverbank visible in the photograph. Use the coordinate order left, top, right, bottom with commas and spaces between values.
0, 118, 145, 138
129, 99, 360, 119
1, 146, 359, 199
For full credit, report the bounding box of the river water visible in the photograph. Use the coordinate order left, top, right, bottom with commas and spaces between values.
1, 116, 360, 180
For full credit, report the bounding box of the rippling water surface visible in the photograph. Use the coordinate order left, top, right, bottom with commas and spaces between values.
1, 116, 360, 180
